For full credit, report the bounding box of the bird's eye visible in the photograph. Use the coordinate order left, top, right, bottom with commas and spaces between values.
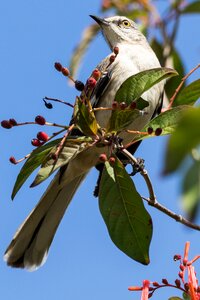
122, 20, 131, 27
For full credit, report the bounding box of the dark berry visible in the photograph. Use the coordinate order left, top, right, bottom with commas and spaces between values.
155, 128, 162, 136
173, 254, 181, 261
112, 101, 118, 109
119, 102, 127, 110
35, 115, 46, 125
9, 156, 17, 164
9, 118, 17, 126
1, 120, 12, 129
129, 102, 136, 110
75, 80, 85, 91
175, 279, 181, 288
147, 127, 154, 134
31, 138, 43, 147
99, 153, 107, 162
37, 131, 49, 142
54, 62, 63, 72
43, 99, 53, 109
61, 67, 70, 76
113, 46, 119, 55
162, 279, 168, 285
87, 77, 97, 89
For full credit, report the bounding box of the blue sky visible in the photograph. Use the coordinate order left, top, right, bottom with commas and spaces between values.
0, 1, 200, 299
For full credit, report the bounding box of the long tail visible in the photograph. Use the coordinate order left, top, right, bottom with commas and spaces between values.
4, 172, 87, 271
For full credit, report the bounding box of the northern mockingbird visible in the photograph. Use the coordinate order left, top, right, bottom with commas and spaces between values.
4, 15, 164, 270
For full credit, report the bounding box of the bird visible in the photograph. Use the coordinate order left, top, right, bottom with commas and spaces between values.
4, 15, 164, 270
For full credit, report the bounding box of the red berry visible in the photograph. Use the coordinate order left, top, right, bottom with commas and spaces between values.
9, 118, 17, 126
31, 138, 43, 147
119, 102, 127, 110
87, 77, 97, 89
35, 115, 46, 125
175, 279, 181, 288
61, 67, 70, 76
162, 279, 168, 285
112, 101, 118, 109
75, 80, 85, 91
109, 54, 115, 63
9, 156, 17, 164
184, 283, 189, 291
92, 69, 101, 80
129, 101, 136, 110
178, 272, 183, 279
109, 157, 115, 165
113, 46, 119, 55
155, 128, 162, 136
37, 131, 49, 142
54, 62, 63, 72
1, 120, 12, 129
99, 153, 107, 162
152, 282, 159, 287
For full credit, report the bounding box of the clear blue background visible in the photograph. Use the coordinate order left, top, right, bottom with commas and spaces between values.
0, 1, 200, 299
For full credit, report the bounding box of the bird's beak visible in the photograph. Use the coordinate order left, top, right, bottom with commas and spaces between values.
90, 15, 109, 26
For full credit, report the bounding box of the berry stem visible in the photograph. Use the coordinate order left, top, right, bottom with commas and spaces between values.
43, 97, 74, 108
52, 124, 75, 160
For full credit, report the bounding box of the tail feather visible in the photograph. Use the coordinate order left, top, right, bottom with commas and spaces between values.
4, 173, 86, 270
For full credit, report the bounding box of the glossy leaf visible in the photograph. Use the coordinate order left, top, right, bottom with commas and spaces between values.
181, 161, 200, 221
31, 138, 92, 187
107, 107, 146, 133
115, 67, 178, 105
76, 97, 99, 136
11, 139, 61, 199
164, 108, 200, 174
99, 159, 153, 264
173, 79, 200, 106
168, 297, 183, 300
133, 105, 190, 143
181, 1, 200, 14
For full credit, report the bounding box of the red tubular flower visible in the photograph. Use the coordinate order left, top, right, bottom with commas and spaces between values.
141, 280, 150, 300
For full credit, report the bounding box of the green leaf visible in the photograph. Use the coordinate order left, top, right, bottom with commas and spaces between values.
106, 108, 142, 133
76, 97, 99, 136
181, 161, 200, 221
115, 67, 178, 105
183, 292, 191, 300
99, 159, 153, 264
11, 139, 61, 199
164, 108, 200, 174
31, 138, 92, 187
181, 1, 200, 14
168, 297, 183, 300
165, 48, 185, 99
173, 79, 200, 107
134, 105, 190, 143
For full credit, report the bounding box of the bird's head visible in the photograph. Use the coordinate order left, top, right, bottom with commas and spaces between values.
90, 15, 145, 49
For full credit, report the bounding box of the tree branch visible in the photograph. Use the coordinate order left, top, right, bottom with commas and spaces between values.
121, 148, 200, 231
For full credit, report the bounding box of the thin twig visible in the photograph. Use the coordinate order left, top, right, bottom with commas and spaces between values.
121, 148, 200, 231
43, 96, 74, 108
142, 196, 200, 231
167, 63, 200, 109
121, 148, 156, 202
